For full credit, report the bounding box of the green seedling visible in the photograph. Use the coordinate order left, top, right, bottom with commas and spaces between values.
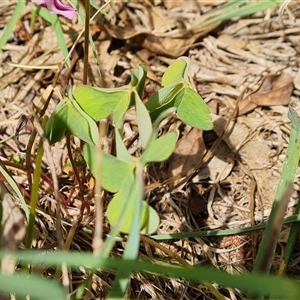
46, 57, 213, 234
146, 57, 213, 130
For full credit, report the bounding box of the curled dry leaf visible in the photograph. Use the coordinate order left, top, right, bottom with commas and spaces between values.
168, 128, 206, 187
238, 73, 294, 115
103, 23, 218, 58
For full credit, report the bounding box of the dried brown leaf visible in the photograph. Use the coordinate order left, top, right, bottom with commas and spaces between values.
103, 23, 217, 58
238, 73, 294, 115
168, 128, 206, 184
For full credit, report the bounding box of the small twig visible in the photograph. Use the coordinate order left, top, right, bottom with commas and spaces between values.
140, 235, 190, 267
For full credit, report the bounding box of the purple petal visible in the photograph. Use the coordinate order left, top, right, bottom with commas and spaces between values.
28, 0, 76, 20
49, 0, 76, 19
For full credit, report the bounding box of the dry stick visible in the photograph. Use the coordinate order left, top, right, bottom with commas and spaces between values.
81, 0, 105, 255
140, 235, 190, 267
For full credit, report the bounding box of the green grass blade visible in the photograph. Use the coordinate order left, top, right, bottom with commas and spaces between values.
4, 250, 300, 299
0, 272, 66, 299
278, 102, 300, 274
0, 165, 29, 221
0, 1, 26, 51
150, 214, 300, 240
279, 196, 300, 274
198, 0, 282, 27
25, 136, 44, 249
254, 99, 300, 274
38, 9, 71, 66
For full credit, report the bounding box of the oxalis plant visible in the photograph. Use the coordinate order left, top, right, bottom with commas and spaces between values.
46, 57, 213, 235
3, 1, 300, 299
44, 57, 214, 298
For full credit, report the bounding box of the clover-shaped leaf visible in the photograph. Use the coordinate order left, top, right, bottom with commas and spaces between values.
106, 182, 159, 234
45, 98, 99, 145
130, 64, 147, 98
146, 83, 183, 120
177, 87, 213, 130
162, 56, 190, 86
141, 132, 177, 166
83, 143, 159, 234
74, 85, 130, 124
45, 100, 68, 144
134, 91, 153, 148
83, 143, 134, 193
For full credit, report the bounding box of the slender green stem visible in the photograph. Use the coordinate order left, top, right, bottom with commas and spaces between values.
83, 0, 90, 84
25, 117, 47, 249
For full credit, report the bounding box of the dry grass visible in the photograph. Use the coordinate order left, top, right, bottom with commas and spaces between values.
1, 1, 300, 299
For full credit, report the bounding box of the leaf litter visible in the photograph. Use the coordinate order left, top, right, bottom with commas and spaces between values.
1, 0, 300, 299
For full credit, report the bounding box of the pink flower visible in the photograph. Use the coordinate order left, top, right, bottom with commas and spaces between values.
28, 0, 76, 20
